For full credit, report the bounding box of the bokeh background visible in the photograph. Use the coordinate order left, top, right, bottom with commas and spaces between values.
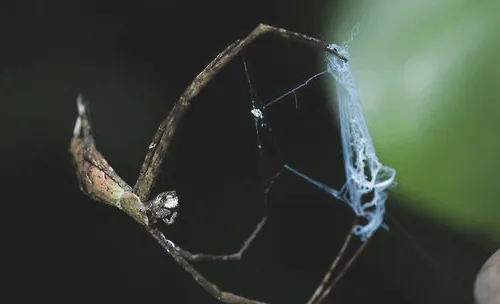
2, 0, 498, 303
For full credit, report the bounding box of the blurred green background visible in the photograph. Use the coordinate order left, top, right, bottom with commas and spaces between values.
1, 0, 497, 303
326, 0, 500, 241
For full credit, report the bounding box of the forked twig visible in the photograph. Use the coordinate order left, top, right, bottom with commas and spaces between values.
70, 23, 356, 304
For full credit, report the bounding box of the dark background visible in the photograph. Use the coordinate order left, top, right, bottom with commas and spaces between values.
1, 1, 495, 303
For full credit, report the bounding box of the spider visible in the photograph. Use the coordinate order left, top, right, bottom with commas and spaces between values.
70, 96, 179, 227
70, 24, 349, 304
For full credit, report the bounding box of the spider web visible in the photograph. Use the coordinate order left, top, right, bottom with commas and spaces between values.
241, 48, 393, 242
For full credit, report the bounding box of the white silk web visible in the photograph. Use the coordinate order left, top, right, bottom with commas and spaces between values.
246, 28, 396, 241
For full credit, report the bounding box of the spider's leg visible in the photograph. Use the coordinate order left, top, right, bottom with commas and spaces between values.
174, 216, 267, 262
149, 228, 269, 304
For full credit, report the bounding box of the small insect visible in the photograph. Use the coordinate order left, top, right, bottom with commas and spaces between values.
70, 95, 179, 226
